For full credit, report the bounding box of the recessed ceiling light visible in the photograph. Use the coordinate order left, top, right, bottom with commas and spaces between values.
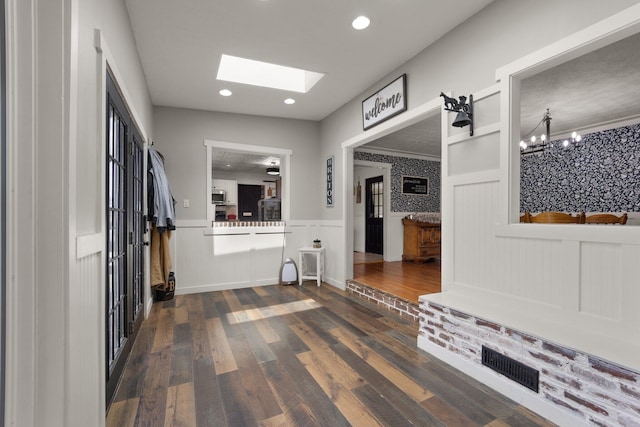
217, 54, 324, 93
284, 98, 295, 105
219, 89, 232, 97
352, 16, 370, 30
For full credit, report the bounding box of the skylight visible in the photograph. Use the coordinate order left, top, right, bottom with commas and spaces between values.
217, 54, 324, 93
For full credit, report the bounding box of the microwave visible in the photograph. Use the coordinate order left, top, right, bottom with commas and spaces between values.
212, 189, 226, 205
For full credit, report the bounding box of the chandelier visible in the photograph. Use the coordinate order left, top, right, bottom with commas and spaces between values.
520, 108, 582, 155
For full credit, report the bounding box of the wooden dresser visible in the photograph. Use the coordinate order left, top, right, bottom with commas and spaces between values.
402, 218, 441, 263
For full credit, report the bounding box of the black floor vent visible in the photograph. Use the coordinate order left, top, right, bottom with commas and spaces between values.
481, 346, 539, 392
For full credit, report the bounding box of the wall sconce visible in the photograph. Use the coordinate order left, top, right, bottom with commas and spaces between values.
440, 92, 474, 136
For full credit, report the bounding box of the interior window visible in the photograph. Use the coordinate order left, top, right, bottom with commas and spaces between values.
205, 141, 291, 224
517, 32, 640, 226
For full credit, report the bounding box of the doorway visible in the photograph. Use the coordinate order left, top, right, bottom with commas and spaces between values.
105, 71, 145, 407
349, 111, 443, 304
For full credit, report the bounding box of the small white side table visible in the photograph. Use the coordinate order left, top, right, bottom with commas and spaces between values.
298, 247, 325, 287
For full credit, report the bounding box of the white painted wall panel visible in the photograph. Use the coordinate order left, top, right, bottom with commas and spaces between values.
448, 134, 500, 176
70, 252, 103, 427
252, 232, 289, 283
580, 241, 622, 320
453, 179, 568, 306
171, 221, 344, 293
497, 236, 564, 306
452, 180, 500, 289
317, 223, 346, 288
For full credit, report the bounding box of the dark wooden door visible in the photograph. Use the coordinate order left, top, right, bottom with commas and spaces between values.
105, 71, 144, 407
238, 184, 262, 220
365, 175, 384, 254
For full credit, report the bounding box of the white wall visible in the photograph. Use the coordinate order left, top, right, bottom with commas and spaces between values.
151, 107, 345, 293
320, 0, 640, 219
6, 0, 152, 425
319, 1, 640, 423
7, 1, 640, 425
153, 106, 320, 222
320, 0, 639, 288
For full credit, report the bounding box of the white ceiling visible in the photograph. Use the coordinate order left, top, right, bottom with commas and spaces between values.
126, 1, 640, 165
362, 114, 442, 158
362, 31, 640, 158
519, 32, 640, 140
125, 0, 494, 121
212, 151, 280, 175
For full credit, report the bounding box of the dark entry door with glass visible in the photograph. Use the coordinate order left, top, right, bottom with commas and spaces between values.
105, 71, 145, 407
365, 175, 384, 255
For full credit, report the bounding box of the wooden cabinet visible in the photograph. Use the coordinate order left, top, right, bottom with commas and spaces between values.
212, 179, 237, 205
402, 218, 441, 263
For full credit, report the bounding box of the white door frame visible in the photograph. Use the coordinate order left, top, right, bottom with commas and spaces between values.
341, 97, 443, 281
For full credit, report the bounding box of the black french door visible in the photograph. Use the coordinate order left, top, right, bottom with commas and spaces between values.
105, 71, 145, 407
365, 175, 384, 255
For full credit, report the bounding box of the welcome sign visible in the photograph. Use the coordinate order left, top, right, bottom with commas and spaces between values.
362, 74, 407, 130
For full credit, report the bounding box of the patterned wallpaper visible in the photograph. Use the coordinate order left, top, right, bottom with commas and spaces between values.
520, 123, 640, 213
354, 151, 440, 212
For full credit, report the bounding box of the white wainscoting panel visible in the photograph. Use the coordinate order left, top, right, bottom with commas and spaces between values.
495, 235, 564, 306
448, 133, 500, 176
171, 220, 344, 294
71, 251, 103, 426
251, 232, 289, 284
317, 222, 345, 288
579, 241, 622, 320
452, 180, 500, 289
452, 180, 566, 307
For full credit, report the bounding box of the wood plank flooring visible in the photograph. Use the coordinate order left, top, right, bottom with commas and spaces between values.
107, 284, 555, 427
353, 258, 442, 302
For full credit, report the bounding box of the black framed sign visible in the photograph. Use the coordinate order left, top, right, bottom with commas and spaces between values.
362, 74, 407, 130
402, 176, 429, 195
326, 155, 334, 207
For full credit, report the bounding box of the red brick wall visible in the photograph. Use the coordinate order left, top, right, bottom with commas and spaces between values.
346, 280, 420, 321
420, 301, 640, 426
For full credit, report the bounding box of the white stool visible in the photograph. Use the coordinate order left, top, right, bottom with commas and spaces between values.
298, 247, 325, 287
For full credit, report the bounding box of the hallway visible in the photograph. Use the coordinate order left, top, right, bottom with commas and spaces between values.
106, 284, 554, 426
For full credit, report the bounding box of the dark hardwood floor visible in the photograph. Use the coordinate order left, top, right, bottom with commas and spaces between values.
107, 284, 555, 426
353, 253, 442, 302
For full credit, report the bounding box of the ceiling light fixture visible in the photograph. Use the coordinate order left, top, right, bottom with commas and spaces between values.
217, 54, 324, 93
219, 89, 232, 97
266, 161, 279, 176
284, 98, 295, 105
352, 16, 370, 30
520, 108, 582, 155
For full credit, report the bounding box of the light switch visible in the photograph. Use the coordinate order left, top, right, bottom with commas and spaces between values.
183, 199, 190, 208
